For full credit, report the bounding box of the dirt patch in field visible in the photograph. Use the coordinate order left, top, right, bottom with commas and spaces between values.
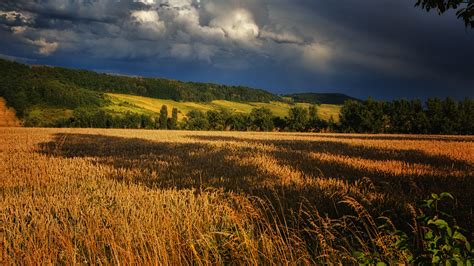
0, 98, 21, 127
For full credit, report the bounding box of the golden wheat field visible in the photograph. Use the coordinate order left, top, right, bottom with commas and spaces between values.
0, 99, 21, 128
1, 127, 473, 264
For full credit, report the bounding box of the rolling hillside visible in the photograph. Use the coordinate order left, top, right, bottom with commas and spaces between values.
0, 59, 278, 103
107, 93, 341, 121
285, 93, 361, 105
0, 58, 345, 127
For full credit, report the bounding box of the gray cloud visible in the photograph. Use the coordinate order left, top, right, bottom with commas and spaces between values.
0, 0, 312, 62
0, 0, 472, 99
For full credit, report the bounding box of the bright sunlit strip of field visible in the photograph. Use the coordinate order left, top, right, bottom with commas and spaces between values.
106, 93, 341, 121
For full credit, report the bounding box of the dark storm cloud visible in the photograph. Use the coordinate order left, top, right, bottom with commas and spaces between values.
0, 0, 472, 99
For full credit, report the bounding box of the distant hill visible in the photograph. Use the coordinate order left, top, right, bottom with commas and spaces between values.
286, 93, 361, 105
24, 60, 280, 103
0, 58, 346, 126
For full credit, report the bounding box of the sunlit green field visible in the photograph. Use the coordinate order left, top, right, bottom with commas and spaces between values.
22, 94, 342, 126
24, 106, 74, 126
107, 93, 341, 121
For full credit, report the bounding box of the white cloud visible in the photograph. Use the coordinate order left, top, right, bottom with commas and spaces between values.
170, 7, 226, 43
134, 0, 157, 4
130, 10, 166, 37
131, 10, 160, 24
209, 9, 259, 44
0, 11, 34, 24
11, 26, 27, 34
167, 0, 194, 8
28, 39, 59, 55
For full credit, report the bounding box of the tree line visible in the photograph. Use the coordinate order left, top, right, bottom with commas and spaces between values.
2, 59, 472, 135
339, 98, 473, 135
46, 104, 336, 132
46, 97, 473, 135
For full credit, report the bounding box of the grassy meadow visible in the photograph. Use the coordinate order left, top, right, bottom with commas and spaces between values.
106, 93, 342, 121
16, 93, 341, 127
1, 128, 473, 264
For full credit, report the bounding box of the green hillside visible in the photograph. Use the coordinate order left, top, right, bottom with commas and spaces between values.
27, 62, 279, 103
0, 58, 342, 127
107, 93, 341, 121
286, 93, 361, 105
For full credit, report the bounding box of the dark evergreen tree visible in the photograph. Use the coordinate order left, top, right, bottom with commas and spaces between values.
441, 97, 459, 134
159, 105, 168, 129
168, 107, 179, 130
426, 98, 444, 134
458, 98, 474, 135
411, 99, 430, 134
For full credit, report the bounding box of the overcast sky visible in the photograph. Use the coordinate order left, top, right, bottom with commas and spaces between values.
0, 0, 473, 100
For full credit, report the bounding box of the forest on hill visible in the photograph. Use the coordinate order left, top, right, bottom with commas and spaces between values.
1, 59, 472, 135
285, 92, 361, 105
0, 59, 341, 128
0, 59, 278, 105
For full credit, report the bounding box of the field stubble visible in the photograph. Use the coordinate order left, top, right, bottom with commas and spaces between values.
1, 128, 473, 264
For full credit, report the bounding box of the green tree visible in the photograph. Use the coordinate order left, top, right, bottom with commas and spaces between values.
287, 106, 309, 132
11, 90, 28, 117
364, 98, 386, 133
206, 110, 225, 131
273, 116, 287, 131
124, 112, 141, 129
426, 98, 444, 134
458, 98, 474, 134
340, 100, 368, 133
185, 110, 209, 130
388, 99, 414, 134
168, 107, 179, 130
411, 99, 430, 134
307, 105, 330, 132
415, 0, 473, 28
227, 113, 251, 131
308, 105, 318, 125
220, 109, 233, 130
441, 97, 459, 134
159, 105, 168, 129
250, 107, 274, 131
327, 116, 336, 132
140, 114, 154, 129
91, 109, 108, 128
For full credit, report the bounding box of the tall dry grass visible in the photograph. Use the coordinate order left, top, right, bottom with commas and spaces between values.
0, 98, 21, 127
1, 128, 473, 264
